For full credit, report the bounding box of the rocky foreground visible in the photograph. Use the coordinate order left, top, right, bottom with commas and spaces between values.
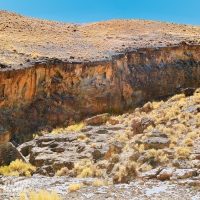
0, 88, 200, 199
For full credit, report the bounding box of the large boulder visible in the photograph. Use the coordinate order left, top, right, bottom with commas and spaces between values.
0, 142, 26, 166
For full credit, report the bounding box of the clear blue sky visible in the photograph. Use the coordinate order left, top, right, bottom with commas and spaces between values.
0, 0, 200, 25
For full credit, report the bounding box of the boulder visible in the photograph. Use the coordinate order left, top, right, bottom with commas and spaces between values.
173, 168, 198, 179
157, 167, 176, 180
181, 87, 196, 97
143, 129, 170, 149
140, 167, 162, 179
0, 142, 26, 166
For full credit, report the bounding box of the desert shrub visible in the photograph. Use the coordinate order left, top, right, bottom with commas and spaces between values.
78, 133, 87, 140
113, 161, 137, 183
0, 159, 36, 177
69, 183, 83, 192
141, 164, 152, 172
92, 179, 108, 186
174, 146, 191, 159
19, 189, 62, 200
187, 131, 197, 139
90, 143, 97, 148
72, 160, 101, 178
184, 138, 194, 147
51, 123, 85, 134
66, 123, 85, 132
55, 167, 69, 176
32, 53, 40, 59
145, 149, 168, 164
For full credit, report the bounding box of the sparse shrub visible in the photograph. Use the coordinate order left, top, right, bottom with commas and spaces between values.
72, 160, 102, 178
78, 133, 87, 140
69, 183, 83, 192
113, 161, 137, 183
92, 179, 108, 186
138, 144, 145, 153
55, 167, 69, 176
140, 164, 152, 172
145, 149, 168, 164
187, 131, 197, 139
32, 53, 40, 59
0, 159, 36, 177
19, 189, 62, 200
90, 143, 97, 148
184, 138, 194, 147
66, 123, 85, 132
174, 146, 191, 159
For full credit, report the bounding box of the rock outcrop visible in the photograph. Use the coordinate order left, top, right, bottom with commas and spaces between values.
0, 44, 200, 142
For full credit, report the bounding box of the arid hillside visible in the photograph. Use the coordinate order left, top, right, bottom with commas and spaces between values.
0, 10, 200, 67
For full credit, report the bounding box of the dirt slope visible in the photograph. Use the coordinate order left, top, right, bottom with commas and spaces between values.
0, 10, 200, 67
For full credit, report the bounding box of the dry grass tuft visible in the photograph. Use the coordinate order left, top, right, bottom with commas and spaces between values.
0, 159, 36, 177
69, 183, 83, 192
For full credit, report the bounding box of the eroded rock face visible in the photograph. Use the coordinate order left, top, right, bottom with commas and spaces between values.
0, 45, 200, 142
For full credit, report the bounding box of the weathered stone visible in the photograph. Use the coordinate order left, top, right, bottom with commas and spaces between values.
140, 167, 162, 179
181, 87, 196, 97
109, 118, 119, 125
191, 160, 200, 169
52, 159, 74, 171
141, 117, 155, 130
17, 140, 36, 157
84, 113, 110, 125
0, 142, 26, 166
157, 168, 176, 180
105, 141, 124, 159
143, 130, 170, 149
129, 151, 140, 161
131, 118, 142, 134
173, 168, 198, 179
172, 159, 192, 169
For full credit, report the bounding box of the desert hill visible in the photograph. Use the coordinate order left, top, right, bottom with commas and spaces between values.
0, 10, 200, 67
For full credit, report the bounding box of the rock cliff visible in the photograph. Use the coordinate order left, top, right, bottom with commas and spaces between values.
0, 44, 200, 143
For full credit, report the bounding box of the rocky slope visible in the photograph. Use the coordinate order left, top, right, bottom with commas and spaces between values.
1, 89, 200, 199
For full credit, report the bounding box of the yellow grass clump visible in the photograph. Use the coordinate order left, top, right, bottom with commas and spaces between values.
69, 183, 83, 192
66, 123, 85, 132
92, 179, 108, 186
0, 159, 36, 177
174, 146, 191, 159
19, 189, 62, 200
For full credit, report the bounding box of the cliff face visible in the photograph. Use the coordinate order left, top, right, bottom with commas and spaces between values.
0, 44, 200, 143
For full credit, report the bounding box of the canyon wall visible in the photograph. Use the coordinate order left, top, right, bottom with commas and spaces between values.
0, 44, 200, 143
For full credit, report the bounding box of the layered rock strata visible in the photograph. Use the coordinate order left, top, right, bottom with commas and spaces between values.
0, 44, 200, 142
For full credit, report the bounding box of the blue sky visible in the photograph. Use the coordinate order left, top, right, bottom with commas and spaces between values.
0, 0, 200, 25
